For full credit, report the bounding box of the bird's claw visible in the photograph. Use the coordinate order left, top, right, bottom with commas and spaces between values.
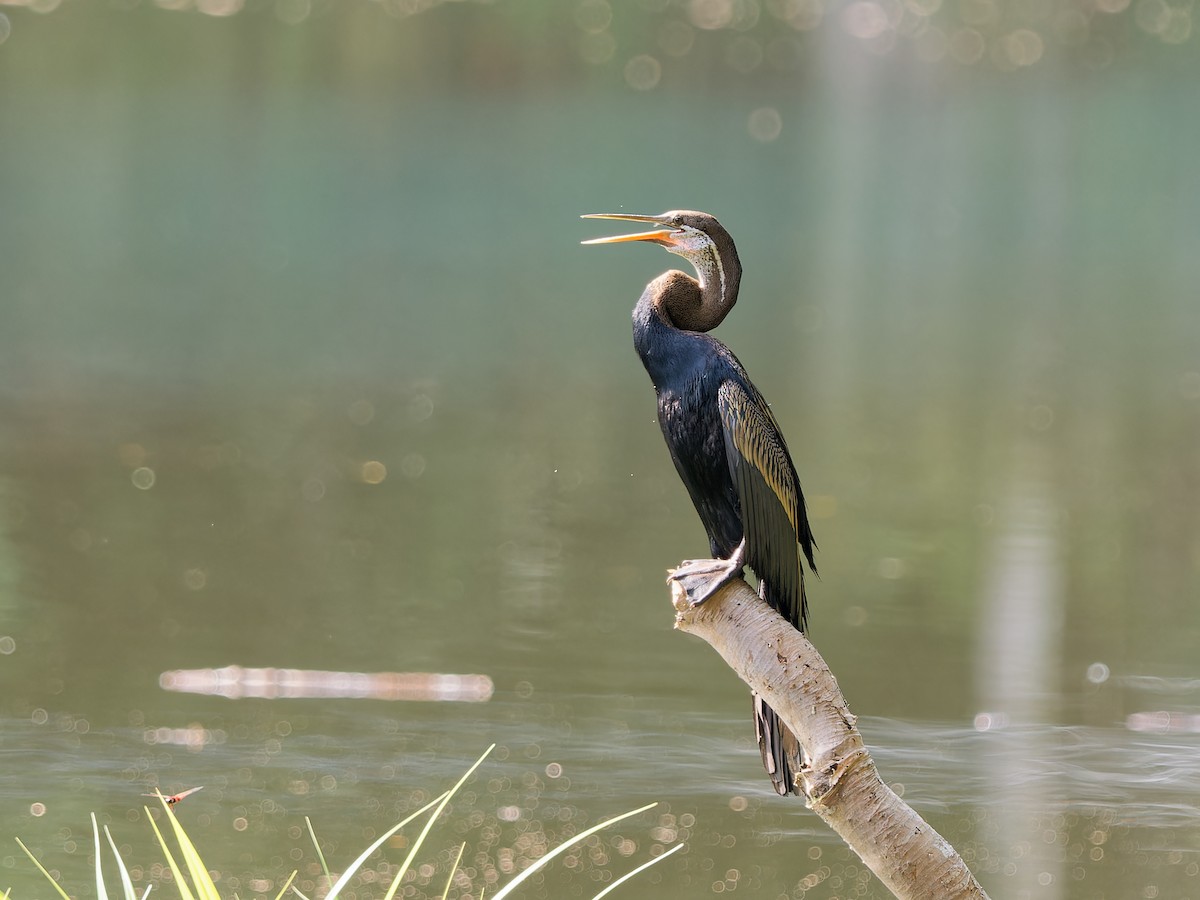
668, 554, 744, 607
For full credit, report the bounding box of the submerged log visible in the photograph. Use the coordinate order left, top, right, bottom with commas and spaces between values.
669, 571, 990, 900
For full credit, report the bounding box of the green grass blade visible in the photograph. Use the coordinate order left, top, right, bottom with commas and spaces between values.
272, 870, 298, 900
322, 791, 449, 900
138, 885, 152, 900
156, 795, 220, 900
304, 816, 331, 883
380, 744, 496, 900
589, 842, 684, 900
490, 802, 658, 900
145, 806, 197, 900
103, 823, 140, 900
14, 837, 72, 900
91, 813, 111, 900
439, 843, 466, 900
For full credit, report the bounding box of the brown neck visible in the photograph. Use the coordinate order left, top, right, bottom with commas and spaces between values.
653, 244, 741, 333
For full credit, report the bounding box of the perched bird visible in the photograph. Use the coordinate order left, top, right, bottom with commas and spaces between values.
583, 210, 817, 796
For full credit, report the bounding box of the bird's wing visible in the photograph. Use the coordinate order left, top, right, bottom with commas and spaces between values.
717, 379, 809, 631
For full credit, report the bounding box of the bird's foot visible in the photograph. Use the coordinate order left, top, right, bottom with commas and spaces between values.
668, 540, 747, 608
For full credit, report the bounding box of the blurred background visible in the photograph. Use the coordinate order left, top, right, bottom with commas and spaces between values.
1, 1, 1199, 897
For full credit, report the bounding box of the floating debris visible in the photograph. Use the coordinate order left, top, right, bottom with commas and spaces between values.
160, 666, 494, 702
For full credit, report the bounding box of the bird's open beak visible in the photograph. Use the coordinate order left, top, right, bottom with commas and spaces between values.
581, 213, 679, 247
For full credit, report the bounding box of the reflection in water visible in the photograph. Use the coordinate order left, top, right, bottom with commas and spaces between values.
976, 442, 1064, 728
975, 440, 1065, 897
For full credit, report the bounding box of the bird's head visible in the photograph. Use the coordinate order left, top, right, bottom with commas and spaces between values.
582, 210, 741, 331
581, 210, 728, 270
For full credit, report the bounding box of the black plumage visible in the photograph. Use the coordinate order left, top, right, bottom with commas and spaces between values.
583, 210, 817, 795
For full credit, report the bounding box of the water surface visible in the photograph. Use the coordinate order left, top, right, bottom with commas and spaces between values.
1, 5, 1199, 898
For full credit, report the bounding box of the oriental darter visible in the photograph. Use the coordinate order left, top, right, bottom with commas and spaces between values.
583, 210, 818, 796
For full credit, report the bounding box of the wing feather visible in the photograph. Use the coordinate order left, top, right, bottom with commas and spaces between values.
717, 379, 810, 631
718, 378, 814, 796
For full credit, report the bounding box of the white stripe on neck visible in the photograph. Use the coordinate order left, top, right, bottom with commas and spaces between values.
691, 238, 725, 305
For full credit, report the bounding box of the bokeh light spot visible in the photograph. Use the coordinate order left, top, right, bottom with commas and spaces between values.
1161, 9, 1192, 44
727, 35, 763, 72
747, 107, 782, 142
401, 453, 426, 479
409, 393, 435, 422
624, 54, 662, 90
301, 477, 325, 502
949, 27, 986, 63
196, 0, 243, 15
1028, 404, 1054, 430
974, 711, 1009, 731
783, 0, 823, 30
1135, 0, 1169, 33
1054, 8, 1090, 45
688, 0, 735, 29
575, 0, 612, 33
131, 467, 156, 490
1004, 28, 1044, 65
843, 1, 890, 39
361, 460, 388, 484
659, 19, 696, 56
579, 31, 617, 64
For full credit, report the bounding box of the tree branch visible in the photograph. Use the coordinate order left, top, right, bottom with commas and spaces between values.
669, 572, 991, 900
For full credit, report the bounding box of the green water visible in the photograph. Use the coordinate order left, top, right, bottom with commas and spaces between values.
1, 4, 1199, 898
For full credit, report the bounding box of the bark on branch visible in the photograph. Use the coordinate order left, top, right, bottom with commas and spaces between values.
669, 571, 990, 900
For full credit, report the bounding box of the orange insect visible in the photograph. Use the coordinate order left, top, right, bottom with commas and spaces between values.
142, 786, 204, 805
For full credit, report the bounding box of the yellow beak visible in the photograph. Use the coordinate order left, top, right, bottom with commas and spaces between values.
581, 213, 679, 247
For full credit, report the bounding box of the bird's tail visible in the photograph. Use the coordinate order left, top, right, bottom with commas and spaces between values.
753, 575, 806, 795
754, 694, 804, 796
